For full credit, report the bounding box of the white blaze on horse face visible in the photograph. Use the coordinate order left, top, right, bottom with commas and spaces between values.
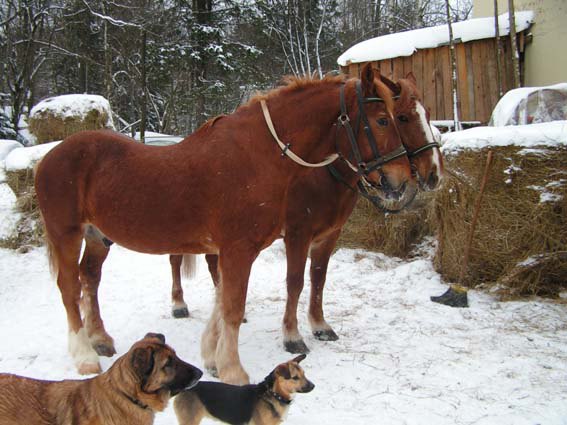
415, 101, 442, 177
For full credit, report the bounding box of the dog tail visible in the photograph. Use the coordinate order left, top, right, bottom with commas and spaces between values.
181, 254, 197, 279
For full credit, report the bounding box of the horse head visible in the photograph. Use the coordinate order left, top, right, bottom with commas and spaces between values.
337, 63, 417, 206
381, 72, 444, 192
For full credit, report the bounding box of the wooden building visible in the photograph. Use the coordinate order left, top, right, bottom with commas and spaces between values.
338, 12, 534, 124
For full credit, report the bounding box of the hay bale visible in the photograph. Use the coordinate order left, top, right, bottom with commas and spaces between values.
338, 191, 435, 258
432, 145, 567, 297
28, 94, 114, 144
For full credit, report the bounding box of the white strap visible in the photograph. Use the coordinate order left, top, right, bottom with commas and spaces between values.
260, 100, 339, 168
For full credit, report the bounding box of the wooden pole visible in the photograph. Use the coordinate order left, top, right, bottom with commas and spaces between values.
494, 0, 504, 97
445, 0, 461, 131
459, 150, 494, 284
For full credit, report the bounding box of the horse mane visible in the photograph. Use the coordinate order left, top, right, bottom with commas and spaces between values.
246, 73, 348, 107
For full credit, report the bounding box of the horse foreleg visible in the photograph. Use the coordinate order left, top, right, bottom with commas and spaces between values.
201, 291, 221, 375
79, 234, 115, 357
282, 233, 310, 354
308, 232, 340, 342
170, 255, 189, 318
213, 247, 254, 385
53, 231, 102, 375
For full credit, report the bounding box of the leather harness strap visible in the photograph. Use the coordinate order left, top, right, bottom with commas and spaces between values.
260, 99, 339, 168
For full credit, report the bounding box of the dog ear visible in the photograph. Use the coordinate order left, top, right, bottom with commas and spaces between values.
292, 354, 306, 363
144, 332, 166, 344
275, 364, 291, 379
131, 346, 155, 380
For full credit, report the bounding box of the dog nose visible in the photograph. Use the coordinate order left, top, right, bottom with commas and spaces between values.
302, 380, 315, 393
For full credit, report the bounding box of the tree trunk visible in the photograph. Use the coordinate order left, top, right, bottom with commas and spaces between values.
140, 29, 147, 143
508, 0, 521, 88
445, 0, 461, 131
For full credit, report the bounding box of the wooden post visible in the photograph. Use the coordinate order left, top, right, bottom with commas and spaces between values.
494, 0, 504, 97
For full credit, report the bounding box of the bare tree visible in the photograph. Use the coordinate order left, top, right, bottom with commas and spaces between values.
508, 0, 520, 88
493, 0, 503, 97
445, 0, 461, 130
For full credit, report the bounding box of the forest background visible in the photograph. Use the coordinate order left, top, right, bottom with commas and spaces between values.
0, 0, 472, 140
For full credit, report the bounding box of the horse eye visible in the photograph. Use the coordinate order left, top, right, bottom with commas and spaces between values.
398, 115, 409, 123
377, 118, 389, 126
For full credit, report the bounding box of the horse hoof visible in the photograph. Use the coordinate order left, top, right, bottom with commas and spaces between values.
78, 362, 102, 375
94, 343, 116, 357
172, 307, 190, 318
313, 329, 339, 341
284, 340, 310, 354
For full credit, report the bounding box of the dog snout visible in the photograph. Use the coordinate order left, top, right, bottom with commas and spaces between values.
170, 359, 203, 395
300, 379, 315, 393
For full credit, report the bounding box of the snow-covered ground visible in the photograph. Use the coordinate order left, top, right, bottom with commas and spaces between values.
0, 241, 566, 424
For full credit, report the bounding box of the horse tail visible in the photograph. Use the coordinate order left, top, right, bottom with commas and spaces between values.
181, 254, 197, 279
44, 230, 59, 279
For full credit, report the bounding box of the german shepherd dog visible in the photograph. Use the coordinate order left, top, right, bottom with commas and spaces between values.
0, 333, 202, 425
174, 354, 314, 425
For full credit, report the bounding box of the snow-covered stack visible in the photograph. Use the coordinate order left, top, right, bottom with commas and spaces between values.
432, 89, 567, 297
28, 94, 115, 144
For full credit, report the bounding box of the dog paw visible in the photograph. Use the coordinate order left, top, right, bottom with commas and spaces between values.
313, 329, 339, 341
284, 339, 310, 354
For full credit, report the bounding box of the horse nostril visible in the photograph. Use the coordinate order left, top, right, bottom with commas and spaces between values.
427, 172, 439, 189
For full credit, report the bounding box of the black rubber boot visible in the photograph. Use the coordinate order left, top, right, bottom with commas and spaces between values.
430, 285, 469, 308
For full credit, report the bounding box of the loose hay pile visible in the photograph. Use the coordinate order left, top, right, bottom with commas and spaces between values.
432, 146, 567, 298
28, 94, 114, 144
338, 191, 435, 258
2, 167, 42, 250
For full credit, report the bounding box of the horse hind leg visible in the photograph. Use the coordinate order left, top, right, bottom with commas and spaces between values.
49, 228, 102, 375
170, 254, 189, 318
79, 225, 116, 357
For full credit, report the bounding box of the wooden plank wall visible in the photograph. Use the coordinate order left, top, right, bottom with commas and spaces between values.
343, 35, 520, 123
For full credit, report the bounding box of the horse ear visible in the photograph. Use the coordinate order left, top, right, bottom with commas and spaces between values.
380, 74, 401, 96
405, 71, 417, 85
360, 63, 376, 97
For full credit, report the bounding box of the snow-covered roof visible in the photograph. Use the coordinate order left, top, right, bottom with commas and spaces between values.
337, 11, 534, 66
441, 121, 567, 154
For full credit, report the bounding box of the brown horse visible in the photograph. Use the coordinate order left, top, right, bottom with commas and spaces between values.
35, 64, 416, 384
167, 73, 444, 354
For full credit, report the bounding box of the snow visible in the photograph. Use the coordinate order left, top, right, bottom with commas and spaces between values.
0, 240, 566, 424
441, 121, 567, 154
337, 11, 534, 66
3, 140, 61, 171
1, 127, 567, 423
30, 94, 115, 129
490, 83, 567, 127
0, 139, 23, 161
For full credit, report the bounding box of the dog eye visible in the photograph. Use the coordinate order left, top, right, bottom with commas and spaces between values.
292, 376, 300, 381
398, 115, 409, 123
164, 357, 173, 368
376, 118, 389, 126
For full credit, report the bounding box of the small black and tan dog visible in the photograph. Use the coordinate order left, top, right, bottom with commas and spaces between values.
174, 354, 314, 425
